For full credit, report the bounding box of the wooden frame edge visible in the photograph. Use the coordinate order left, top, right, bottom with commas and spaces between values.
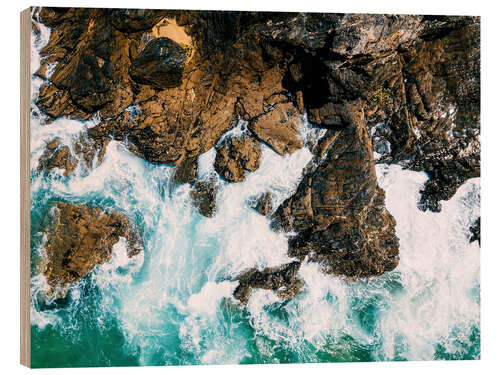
20, 6, 31, 368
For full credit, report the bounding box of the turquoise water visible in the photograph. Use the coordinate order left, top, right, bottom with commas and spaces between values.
29, 12, 480, 368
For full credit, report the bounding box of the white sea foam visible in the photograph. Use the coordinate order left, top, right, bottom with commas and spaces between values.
29, 9, 480, 362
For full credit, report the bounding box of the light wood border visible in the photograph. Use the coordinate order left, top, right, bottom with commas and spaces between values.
20, 7, 31, 368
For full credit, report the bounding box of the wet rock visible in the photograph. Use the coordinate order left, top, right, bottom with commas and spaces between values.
233, 261, 303, 305
173, 156, 198, 184
110, 9, 167, 33
42, 202, 142, 294
129, 37, 186, 89
251, 192, 273, 216
37, 140, 77, 176
37, 134, 109, 176
190, 176, 218, 217
248, 102, 303, 155
214, 135, 261, 182
469, 217, 480, 245
272, 103, 399, 278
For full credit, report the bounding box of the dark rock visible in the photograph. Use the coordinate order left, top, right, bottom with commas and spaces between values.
41, 202, 142, 295
251, 192, 273, 216
129, 37, 186, 89
110, 9, 167, 33
233, 261, 303, 305
173, 156, 198, 184
190, 176, 218, 217
214, 135, 261, 182
272, 102, 399, 278
469, 217, 480, 245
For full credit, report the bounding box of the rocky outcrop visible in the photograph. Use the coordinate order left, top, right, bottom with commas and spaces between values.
190, 176, 218, 217
214, 135, 261, 182
37, 135, 109, 176
173, 156, 198, 184
129, 37, 186, 89
233, 261, 303, 305
41, 202, 142, 293
251, 192, 273, 216
248, 102, 303, 156
33, 9, 480, 304
273, 102, 399, 277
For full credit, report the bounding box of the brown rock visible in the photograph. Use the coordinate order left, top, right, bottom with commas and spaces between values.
129, 37, 187, 89
248, 102, 303, 156
190, 176, 218, 217
273, 102, 399, 278
173, 156, 198, 184
37, 134, 109, 176
214, 135, 261, 182
233, 261, 303, 305
251, 192, 273, 216
42, 202, 142, 293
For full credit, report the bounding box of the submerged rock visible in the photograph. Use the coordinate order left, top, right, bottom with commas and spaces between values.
234, 261, 303, 305
214, 135, 261, 182
41, 202, 142, 294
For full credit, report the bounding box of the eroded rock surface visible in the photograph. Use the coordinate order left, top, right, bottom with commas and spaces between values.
190, 176, 218, 217
273, 103, 399, 277
33, 9, 480, 304
233, 261, 303, 305
42, 202, 142, 293
214, 135, 261, 182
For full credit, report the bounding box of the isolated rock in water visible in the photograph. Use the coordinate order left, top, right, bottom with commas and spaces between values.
173, 156, 198, 184
233, 261, 303, 305
469, 217, 480, 245
248, 103, 303, 156
273, 102, 399, 278
190, 176, 218, 217
251, 192, 273, 216
42, 202, 142, 293
129, 37, 186, 89
214, 135, 261, 182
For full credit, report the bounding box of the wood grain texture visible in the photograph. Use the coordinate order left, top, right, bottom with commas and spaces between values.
20, 7, 31, 368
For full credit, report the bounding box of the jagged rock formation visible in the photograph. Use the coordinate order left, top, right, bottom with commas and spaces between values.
272, 102, 399, 277
190, 176, 218, 217
37, 135, 109, 176
233, 261, 303, 305
41, 202, 142, 295
33, 9, 480, 304
251, 192, 273, 216
214, 135, 261, 182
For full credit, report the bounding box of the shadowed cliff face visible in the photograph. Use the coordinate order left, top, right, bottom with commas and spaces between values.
34, 8, 479, 303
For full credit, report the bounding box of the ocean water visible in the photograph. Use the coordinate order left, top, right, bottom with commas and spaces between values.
29, 11, 480, 368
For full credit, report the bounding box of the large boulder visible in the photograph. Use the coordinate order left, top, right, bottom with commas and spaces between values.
129, 37, 187, 89
273, 102, 399, 277
42, 202, 142, 294
214, 135, 261, 182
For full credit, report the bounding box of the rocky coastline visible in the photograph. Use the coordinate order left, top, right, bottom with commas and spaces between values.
33, 8, 480, 304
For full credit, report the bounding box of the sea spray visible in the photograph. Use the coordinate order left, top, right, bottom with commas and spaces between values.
29, 9, 480, 366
